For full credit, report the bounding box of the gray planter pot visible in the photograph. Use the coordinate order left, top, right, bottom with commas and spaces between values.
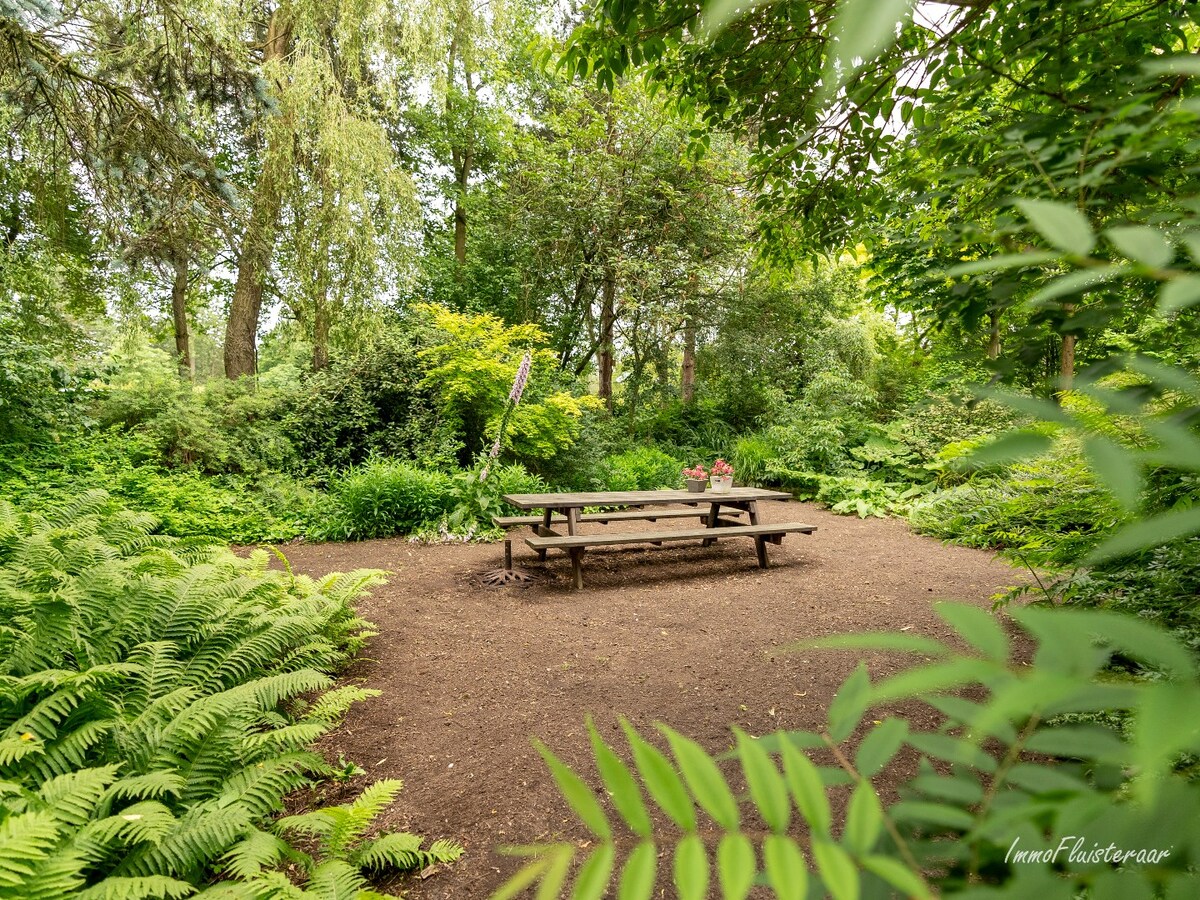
685, 478, 708, 493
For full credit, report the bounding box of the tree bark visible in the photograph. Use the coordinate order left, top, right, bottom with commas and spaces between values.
447, 41, 475, 270
223, 10, 291, 380
1060, 332, 1076, 387
681, 272, 698, 402
311, 299, 331, 372
1059, 302, 1076, 388
171, 252, 192, 378
986, 309, 1001, 359
598, 266, 616, 411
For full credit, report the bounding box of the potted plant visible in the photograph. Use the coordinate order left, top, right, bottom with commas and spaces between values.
682, 464, 708, 492
709, 458, 734, 493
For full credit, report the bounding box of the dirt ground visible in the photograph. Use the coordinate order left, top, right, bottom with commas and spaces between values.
275, 500, 1023, 898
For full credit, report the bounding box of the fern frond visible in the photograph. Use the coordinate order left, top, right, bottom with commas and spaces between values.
37, 764, 121, 825
114, 803, 253, 879
0, 811, 61, 888
303, 859, 369, 900
73, 874, 196, 900
352, 833, 464, 871
219, 829, 291, 880
217, 752, 323, 818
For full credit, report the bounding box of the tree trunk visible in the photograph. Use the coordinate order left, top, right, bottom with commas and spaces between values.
311, 299, 331, 372
223, 10, 291, 380
448, 42, 475, 271
681, 272, 698, 402
987, 309, 1001, 359
1059, 302, 1076, 388
171, 252, 192, 378
1060, 332, 1076, 387
598, 267, 616, 411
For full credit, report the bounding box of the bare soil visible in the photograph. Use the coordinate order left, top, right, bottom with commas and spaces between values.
275, 500, 1022, 898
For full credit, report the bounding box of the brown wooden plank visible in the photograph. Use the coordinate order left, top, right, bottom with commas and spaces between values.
525, 522, 817, 550
492, 509, 747, 528
502, 487, 792, 510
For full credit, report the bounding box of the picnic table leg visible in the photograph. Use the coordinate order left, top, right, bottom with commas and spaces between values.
566, 507, 580, 535
536, 508, 552, 561
747, 501, 761, 526
755, 536, 769, 568
569, 548, 585, 589
703, 501, 722, 546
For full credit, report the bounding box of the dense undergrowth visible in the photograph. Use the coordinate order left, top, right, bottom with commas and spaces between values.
0, 493, 462, 898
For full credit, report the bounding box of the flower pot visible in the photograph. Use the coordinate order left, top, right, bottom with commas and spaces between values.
686, 478, 708, 493
710, 475, 733, 493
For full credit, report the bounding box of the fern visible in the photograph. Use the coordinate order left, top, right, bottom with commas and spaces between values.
0, 497, 458, 898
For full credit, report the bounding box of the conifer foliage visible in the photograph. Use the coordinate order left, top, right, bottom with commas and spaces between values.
0, 491, 461, 898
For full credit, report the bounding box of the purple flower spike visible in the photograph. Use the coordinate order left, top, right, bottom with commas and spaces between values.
509, 351, 532, 405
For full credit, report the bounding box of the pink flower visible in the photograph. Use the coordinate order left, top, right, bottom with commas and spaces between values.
509, 351, 532, 404
682, 465, 708, 479
711, 458, 734, 477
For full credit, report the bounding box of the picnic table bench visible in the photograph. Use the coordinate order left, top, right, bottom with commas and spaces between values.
496, 488, 816, 589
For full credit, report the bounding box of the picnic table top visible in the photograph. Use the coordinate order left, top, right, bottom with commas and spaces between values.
501, 487, 792, 510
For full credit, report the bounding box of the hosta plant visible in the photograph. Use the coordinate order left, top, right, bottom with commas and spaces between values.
497, 603, 1200, 898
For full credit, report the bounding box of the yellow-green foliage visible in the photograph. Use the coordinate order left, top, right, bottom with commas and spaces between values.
417, 304, 593, 461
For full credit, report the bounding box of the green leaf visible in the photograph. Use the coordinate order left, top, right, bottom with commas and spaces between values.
889, 800, 975, 830
945, 251, 1059, 276
779, 738, 831, 834
1085, 507, 1200, 564
861, 855, 931, 899
1158, 275, 1200, 313
843, 781, 883, 855
1106, 225, 1173, 268
699, 0, 770, 39
909, 772, 984, 804
763, 834, 808, 900
716, 834, 756, 900
537, 845, 575, 900
1082, 435, 1143, 510
963, 430, 1055, 468
734, 728, 790, 833
1016, 199, 1096, 256
659, 725, 739, 830
906, 732, 998, 773
535, 741, 611, 840
827, 663, 870, 742
673, 834, 709, 900
572, 845, 615, 900
588, 719, 651, 838
1024, 725, 1128, 762
869, 658, 996, 706
1027, 265, 1125, 306
621, 719, 696, 832
935, 603, 1009, 662
617, 842, 657, 900
821, 0, 915, 95
811, 840, 859, 900
854, 718, 908, 777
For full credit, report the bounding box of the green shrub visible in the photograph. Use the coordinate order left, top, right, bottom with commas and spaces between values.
909, 448, 1126, 567
95, 344, 298, 476
0, 431, 320, 544
320, 458, 457, 541
284, 325, 459, 473
0, 493, 461, 897
447, 460, 547, 534
598, 447, 685, 491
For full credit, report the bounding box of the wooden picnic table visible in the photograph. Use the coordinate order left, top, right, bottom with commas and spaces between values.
499, 487, 812, 588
